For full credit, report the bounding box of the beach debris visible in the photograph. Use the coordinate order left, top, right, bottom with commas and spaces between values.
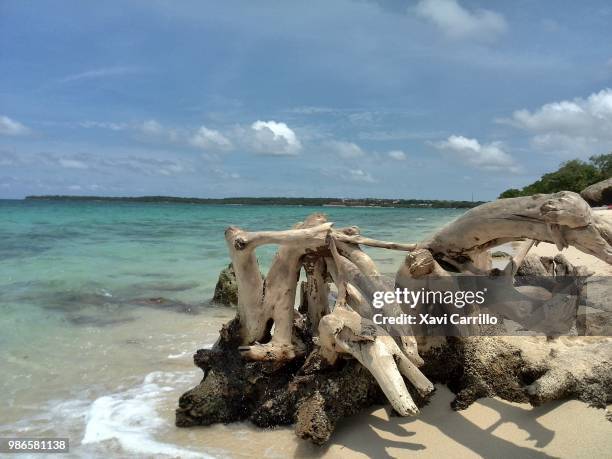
177, 191, 612, 443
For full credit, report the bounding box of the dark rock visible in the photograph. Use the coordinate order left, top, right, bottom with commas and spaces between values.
129, 297, 201, 314
176, 316, 401, 444
212, 264, 239, 306
581, 178, 612, 206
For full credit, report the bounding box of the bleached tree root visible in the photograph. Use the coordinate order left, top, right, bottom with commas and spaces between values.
421, 191, 612, 271
178, 191, 612, 443
316, 237, 432, 416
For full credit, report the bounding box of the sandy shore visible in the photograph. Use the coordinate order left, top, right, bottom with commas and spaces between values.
166, 382, 609, 459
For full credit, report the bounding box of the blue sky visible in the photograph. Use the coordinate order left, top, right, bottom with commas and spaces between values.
1, 0, 611, 200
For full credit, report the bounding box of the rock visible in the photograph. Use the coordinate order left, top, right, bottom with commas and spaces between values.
129, 297, 200, 314
175, 316, 395, 444
491, 250, 509, 258
212, 264, 239, 306
422, 335, 612, 412
581, 178, 612, 206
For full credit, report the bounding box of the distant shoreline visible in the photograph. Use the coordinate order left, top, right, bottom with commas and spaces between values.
23, 195, 485, 209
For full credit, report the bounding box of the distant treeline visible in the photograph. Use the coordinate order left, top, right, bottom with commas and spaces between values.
25, 195, 485, 208
499, 153, 611, 199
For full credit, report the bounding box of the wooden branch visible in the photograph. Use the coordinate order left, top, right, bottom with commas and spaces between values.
242, 214, 330, 358
332, 231, 417, 251
318, 237, 433, 415
225, 226, 267, 344
230, 222, 333, 251
324, 257, 372, 318
335, 239, 381, 277
506, 239, 535, 276
302, 255, 330, 332
421, 191, 612, 267
328, 236, 348, 306
226, 214, 331, 346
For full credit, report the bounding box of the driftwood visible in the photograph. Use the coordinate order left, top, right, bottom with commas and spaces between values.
420, 191, 612, 271
581, 177, 612, 207
177, 191, 612, 443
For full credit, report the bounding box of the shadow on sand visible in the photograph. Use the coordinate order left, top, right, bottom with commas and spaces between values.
295, 386, 559, 459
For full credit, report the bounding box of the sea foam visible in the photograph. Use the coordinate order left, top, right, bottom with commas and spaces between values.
82, 371, 212, 458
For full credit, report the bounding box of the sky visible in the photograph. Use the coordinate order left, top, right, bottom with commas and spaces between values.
1, 0, 612, 200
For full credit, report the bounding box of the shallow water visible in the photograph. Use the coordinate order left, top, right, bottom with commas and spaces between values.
0, 200, 464, 458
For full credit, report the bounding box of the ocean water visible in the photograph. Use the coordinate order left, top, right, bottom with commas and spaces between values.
0, 200, 465, 458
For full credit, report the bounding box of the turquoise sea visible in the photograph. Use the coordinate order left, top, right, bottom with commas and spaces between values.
0, 200, 465, 458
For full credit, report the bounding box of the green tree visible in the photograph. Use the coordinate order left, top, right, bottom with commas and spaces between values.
590, 153, 612, 179
498, 153, 611, 198
499, 188, 522, 198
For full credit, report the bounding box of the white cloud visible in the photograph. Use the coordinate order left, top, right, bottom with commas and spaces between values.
76, 118, 306, 155
250, 120, 302, 155
348, 169, 376, 183
135, 119, 183, 144
285, 106, 336, 115
190, 126, 232, 150
59, 66, 142, 83
326, 140, 366, 158
213, 168, 241, 180
139, 120, 165, 136
502, 88, 612, 156
40, 152, 191, 177
83, 119, 232, 151
79, 121, 128, 131
157, 163, 184, 175
415, 0, 507, 41
101, 156, 190, 177
358, 129, 447, 141
0, 115, 30, 136
432, 135, 519, 172
59, 158, 89, 169
319, 166, 376, 183
388, 150, 407, 160
348, 111, 375, 125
